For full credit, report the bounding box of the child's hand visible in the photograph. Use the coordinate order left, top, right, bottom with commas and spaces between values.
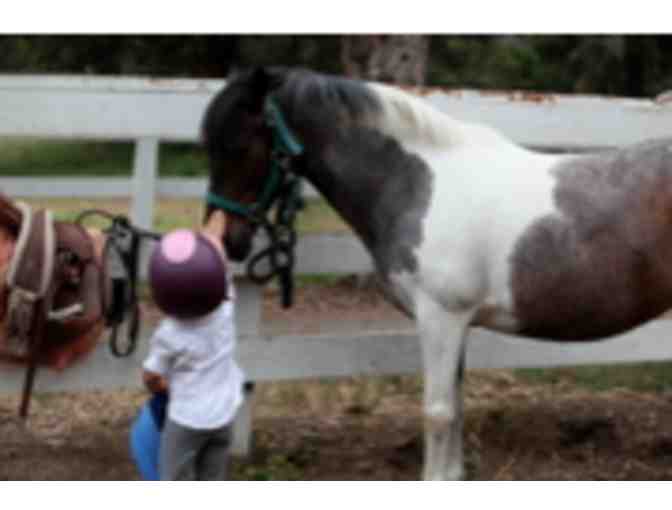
142, 370, 168, 393
201, 210, 227, 255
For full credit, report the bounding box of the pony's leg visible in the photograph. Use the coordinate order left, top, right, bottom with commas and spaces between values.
417, 293, 473, 481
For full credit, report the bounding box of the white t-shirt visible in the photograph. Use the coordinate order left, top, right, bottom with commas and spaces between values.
143, 290, 244, 430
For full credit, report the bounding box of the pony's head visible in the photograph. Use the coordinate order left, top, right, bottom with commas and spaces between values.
202, 65, 455, 263
202, 67, 292, 261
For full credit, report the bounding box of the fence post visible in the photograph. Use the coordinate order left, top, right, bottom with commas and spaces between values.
231, 381, 256, 458
131, 137, 159, 231
131, 137, 159, 279
230, 280, 262, 458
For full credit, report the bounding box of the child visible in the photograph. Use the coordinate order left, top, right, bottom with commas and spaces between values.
141, 211, 244, 481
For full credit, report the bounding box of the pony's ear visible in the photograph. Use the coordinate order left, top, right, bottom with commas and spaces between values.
248, 67, 284, 112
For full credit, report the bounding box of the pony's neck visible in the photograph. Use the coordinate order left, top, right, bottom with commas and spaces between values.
296, 120, 434, 276
277, 76, 502, 273
301, 152, 386, 250
283, 83, 447, 262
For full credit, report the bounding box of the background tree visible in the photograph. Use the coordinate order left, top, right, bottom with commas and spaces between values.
341, 35, 429, 85
0, 35, 670, 97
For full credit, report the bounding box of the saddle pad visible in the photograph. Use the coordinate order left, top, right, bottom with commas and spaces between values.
0, 219, 107, 370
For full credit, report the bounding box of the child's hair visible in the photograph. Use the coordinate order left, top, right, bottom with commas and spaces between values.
149, 229, 228, 319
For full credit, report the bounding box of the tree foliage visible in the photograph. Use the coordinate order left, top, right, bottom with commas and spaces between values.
0, 35, 670, 97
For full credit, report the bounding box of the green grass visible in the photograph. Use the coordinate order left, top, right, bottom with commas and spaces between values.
0, 139, 207, 176
3, 138, 350, 234
516, 361, 672, 393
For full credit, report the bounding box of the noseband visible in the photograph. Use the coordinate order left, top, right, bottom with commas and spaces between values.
205, 96, 305, 307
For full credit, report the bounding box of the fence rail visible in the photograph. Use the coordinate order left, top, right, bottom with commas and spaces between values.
1, 75, 672, 456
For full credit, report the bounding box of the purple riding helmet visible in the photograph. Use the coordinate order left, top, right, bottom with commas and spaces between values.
149, 229, 228, 319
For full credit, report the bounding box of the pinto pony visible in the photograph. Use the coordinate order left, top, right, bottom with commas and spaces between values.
202, 67, 672, 480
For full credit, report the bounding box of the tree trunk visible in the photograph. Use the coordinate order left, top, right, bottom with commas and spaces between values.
341, 35, 429, 85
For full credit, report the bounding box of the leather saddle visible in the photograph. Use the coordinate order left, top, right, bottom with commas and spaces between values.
0, 192, 108, 416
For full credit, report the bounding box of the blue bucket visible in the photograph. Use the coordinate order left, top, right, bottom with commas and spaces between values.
129, 392, 168, 480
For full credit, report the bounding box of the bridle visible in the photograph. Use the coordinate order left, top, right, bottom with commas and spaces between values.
205, 96, 305, 307
75, 209, 161, 357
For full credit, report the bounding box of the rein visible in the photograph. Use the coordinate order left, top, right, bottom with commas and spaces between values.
75, 210, 161, 357
206, 96, 305, 308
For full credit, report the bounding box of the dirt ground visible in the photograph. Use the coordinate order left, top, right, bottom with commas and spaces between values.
2, 279, 672, 481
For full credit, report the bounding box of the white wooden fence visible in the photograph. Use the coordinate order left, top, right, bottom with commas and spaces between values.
1, 75, 672, 456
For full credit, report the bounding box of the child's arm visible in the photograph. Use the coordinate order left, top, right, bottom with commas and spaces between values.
142, 330, 174, 393
201, 210, 227, 256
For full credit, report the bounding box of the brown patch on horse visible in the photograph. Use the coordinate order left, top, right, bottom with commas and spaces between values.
511, 138, 672, 340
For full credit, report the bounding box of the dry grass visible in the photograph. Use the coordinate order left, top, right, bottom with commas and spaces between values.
4, 367, 672, 480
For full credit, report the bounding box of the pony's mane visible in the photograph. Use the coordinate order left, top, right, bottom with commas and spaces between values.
276, 69, 505, 148
368, 82, 507, 148
368, 83, 465, 146
276, 68, 381, 131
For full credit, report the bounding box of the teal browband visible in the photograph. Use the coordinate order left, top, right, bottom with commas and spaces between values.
206, 96, 304, 219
